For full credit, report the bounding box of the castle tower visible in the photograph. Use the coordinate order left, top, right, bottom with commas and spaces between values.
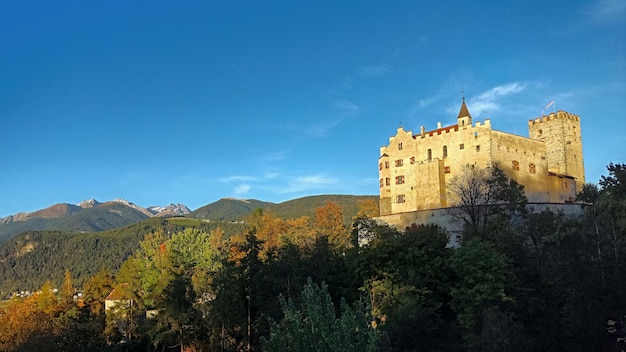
457, 97, 472, 127
528, 111, 585, 193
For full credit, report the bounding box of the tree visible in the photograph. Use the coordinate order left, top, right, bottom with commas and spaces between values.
262, 279, 379, 352
315, 202, 350, 252
448, 238, 514, 347
355, 224, 457, 351
61, 269, 74, 308
447, 163, 527, 237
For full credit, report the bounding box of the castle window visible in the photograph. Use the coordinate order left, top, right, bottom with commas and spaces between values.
427, 149, 432, 161
397, 194, 405, 203
476, 145, 480, 152
444, 166, 451, 173
443, 145, 448, 157
529, 163, 536, 174
384, 161, 389, 169
512, 160, 520, 171
459, 144, 465, 150
563, 181, 569, 189
395, 175, 405, 184
398, 142, 403, 150
538, 129, 542, 135
385, 178, 390, 186
410, 156, 415, 164
379, 162, 383, 170
395, 159, 403, 167
379, 179, 383, 188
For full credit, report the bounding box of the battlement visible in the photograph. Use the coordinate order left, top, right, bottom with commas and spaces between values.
528, 111, 580, 126
415, 119, 491, 140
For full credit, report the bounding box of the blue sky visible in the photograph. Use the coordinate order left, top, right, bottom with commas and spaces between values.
1, 0, 624, 216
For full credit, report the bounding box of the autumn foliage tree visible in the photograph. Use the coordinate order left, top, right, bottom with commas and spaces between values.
315, 201, 350, 251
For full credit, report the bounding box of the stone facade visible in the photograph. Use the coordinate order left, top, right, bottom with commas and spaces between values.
379, 100, 584, 217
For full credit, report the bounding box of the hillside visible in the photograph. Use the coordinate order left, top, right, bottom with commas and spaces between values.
187, 198, 276, 221
267, 195, 379, 223
0, 217, 247, 295
188, 195, 378, 223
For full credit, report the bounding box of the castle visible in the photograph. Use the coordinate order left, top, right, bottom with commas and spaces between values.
378, 99, 584, 222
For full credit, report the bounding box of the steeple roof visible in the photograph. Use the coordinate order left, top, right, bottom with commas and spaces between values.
457, 98, 471, 119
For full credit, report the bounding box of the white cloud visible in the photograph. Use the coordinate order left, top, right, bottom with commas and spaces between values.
415, 35, 430, 48
333, 99, 359, 113
234, 184, 251, 195
466, 82, 527, 117
258, 151, 288, 163
358, 65, 391, 77
306, 121, 340, 137
278, 174, 337, 194
586, 0, 626, 23
263, 172, 279, 179
408, 94, 444, 116
220, 175, 258, 183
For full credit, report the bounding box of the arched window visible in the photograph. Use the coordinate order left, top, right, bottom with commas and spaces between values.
443, 145, 448, 157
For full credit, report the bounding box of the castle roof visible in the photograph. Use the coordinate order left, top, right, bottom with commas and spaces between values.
457, 98, 471, 119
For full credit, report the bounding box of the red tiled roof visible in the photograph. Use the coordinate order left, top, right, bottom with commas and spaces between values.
414, 125, 459, 138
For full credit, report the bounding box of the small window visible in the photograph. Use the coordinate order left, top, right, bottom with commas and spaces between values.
410, 156, 415, 164
512, 160, 520, 171
379, 162, 383, 170
444, 166, 451, 174
395, 175, 405, 184
529, 163, 536, 174
384, 161, 389, 169
443, 145, 448, 157
427, 149, 432, 161
397, 194, 405, 203
385, 178, 390, 186
395, 159, 403, 167
475, 145, 480, 152
563, 181, 569, 189
460, 144, 465, 150
398, 142, 403, 150
379, 179, 383, 188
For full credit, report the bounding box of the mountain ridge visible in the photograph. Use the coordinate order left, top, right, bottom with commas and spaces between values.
0, 195, 377, 244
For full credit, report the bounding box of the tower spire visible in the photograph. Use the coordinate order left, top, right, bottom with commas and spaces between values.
457, 98, 471, 119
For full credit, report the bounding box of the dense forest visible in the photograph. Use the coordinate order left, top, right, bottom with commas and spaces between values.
0, 163, 624, 352
0, 218, 247, 294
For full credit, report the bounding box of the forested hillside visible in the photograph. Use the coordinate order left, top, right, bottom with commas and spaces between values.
0, 218, 247, 294
187, 194, 378, 222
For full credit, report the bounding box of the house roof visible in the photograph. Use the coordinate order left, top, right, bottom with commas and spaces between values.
105, 283, 131, 301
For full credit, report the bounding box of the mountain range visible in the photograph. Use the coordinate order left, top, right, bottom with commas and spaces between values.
0, 199, 190, 243
0, 195, 377, 244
